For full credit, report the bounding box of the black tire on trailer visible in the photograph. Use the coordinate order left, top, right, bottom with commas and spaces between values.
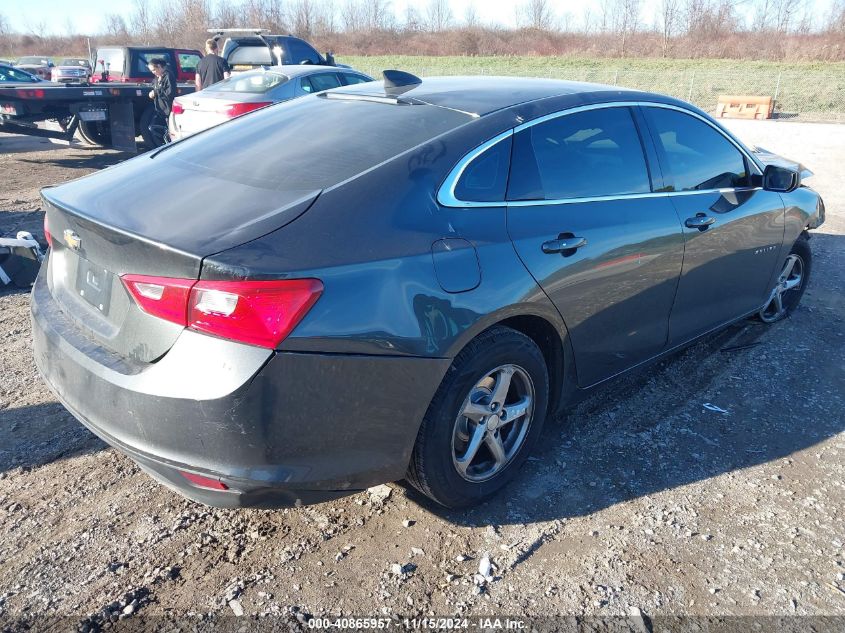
76, 120, 112, 147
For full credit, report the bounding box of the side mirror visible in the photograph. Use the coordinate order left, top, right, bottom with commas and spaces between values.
325, 51, 335, 66
763, 164, 799, 193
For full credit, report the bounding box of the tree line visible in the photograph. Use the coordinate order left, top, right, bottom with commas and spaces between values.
3, 0, 845, 61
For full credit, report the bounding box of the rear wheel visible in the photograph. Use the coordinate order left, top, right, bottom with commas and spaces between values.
757, 236, 811, 323
407, 326, 549, 508
76, 120, 112, 147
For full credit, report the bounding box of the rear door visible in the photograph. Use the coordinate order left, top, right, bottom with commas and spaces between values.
505, 105, 685, 386
640, 105, 785, 344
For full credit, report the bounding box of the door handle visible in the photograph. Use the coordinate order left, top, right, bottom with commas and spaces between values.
685, 213, 716, 230
541, 236, 587, 254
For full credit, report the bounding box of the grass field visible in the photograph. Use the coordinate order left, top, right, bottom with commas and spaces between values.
339, 56, 845, 121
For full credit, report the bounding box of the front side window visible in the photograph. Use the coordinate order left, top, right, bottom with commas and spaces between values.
643, 107, 749, 191
508, 107, 651, 201
453, 136, 513, 203
178, 53, 201, 73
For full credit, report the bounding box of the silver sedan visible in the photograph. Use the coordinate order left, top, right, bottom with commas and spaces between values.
169, 65, 372, 139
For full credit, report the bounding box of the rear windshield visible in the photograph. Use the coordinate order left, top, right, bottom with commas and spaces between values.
205, 71, 287, 93
228, 45, 273, 66
162, 94, 471, 191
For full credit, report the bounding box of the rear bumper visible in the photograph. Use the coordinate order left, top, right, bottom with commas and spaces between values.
31, 267, 450, 508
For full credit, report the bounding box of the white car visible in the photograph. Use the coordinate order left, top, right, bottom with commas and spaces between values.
169, 65, 372, 139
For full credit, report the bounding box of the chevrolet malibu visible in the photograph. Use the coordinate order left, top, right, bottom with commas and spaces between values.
32, 74, 825, 509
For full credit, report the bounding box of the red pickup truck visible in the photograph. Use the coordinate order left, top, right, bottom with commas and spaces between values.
91, 46, 202, 83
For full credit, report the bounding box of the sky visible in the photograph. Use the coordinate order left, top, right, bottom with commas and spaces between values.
1, 0, 836, 36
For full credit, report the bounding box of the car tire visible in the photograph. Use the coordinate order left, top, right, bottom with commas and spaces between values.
757, 235, 812, 323
407, 326, 549, 508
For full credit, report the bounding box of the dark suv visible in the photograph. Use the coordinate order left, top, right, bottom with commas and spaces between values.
217, 32, 340, 71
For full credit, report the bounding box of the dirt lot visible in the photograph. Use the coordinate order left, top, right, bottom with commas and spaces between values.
1, 120, 844, 630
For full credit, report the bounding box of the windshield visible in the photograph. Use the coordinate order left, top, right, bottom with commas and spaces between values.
18, 57, 50, 65
205, 71, 288, 94
0, 66, 38, 82
60, 58, 90, 67
162, 93, 472, 191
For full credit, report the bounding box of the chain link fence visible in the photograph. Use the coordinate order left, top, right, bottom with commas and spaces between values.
352, 62, 845, 122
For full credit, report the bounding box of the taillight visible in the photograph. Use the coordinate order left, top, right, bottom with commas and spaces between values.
43, 215, 52, 249
121, 275, 195, 325
188, 279, 323, 348
120, 275, 323, 349
15, 89, 45, 99
171, 101, 184, 115
218, 101, 272, 118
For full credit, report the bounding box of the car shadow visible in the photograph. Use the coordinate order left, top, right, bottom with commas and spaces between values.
0, 402, 107, 474
18, 151, 133, 170
403, 231, 844, 527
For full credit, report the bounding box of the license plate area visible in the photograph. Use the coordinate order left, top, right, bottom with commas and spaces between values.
75, 257, 113, 315
79, 108, 107, 121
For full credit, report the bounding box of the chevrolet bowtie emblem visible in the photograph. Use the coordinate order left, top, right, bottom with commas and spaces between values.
63, 229, 82, 250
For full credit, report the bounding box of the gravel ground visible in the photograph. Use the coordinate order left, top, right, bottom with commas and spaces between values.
0, 120, 843, 629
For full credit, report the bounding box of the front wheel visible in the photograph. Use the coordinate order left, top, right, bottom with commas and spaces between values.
758, 236, 811, 323
407, 326, 549, 508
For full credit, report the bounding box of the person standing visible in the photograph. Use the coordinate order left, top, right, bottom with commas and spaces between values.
147, 57, 176, 144
196, 38, 230, 90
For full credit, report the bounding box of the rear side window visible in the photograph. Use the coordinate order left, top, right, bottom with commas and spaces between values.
301, 73, 342, 93
644, 107, 749, 191
454, 136, 512, 203
508, 107, 651, 201
133, 51, 174, 78
286, 38, 321, 64
342, 73, 371, 85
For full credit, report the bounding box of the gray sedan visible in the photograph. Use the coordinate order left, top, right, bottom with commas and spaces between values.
33, 75, 824, 509
169, 65, 372, 139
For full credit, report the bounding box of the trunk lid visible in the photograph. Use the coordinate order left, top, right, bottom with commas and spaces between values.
173, 94, 236, 137
42, 157, 320, 362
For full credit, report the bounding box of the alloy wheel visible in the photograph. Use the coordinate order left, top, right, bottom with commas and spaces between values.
451, 364, 535, 482
759, 254, 804, 323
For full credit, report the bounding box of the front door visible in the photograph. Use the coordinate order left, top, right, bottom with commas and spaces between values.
506, 106, 685, 387
639, 106, 785, 344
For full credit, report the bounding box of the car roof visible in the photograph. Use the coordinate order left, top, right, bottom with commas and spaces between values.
329, 75, 668, 117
